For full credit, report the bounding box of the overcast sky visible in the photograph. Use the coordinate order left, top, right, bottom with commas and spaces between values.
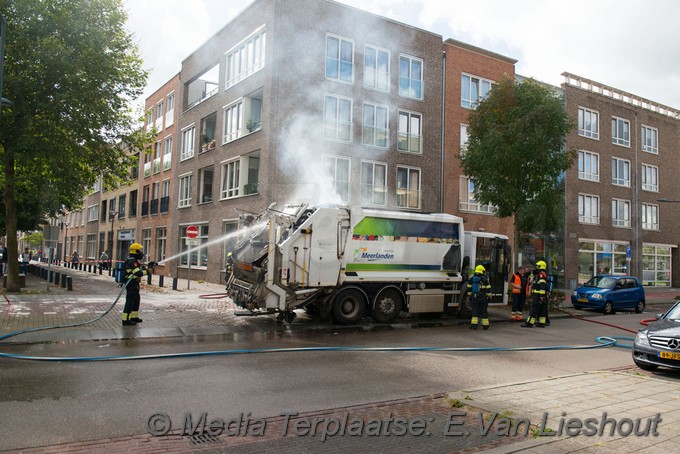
124, 0, 680, 111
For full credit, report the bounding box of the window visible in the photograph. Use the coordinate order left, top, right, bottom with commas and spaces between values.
364, 45, 389, 91
611, 157, 630, 187
222, 221, 239, 269
223, 100, 243, 143
180, 125, 195, 160
178, 174, 192, 208
578, 194, 599, 224
578, 150, 599, 182
225, 27, 266, 88
577, 241, 629, 283
461, 74, 492, 109
153, 141, 161, 174
641, 125, 658, 154
397, 111, 422, 154
641, 203, 659, 230
324, 94, 352, 142
199, 166, 214, 204
362, 103, 388, 147
360, 161, 387, 206
578, 107, 599, 139
641, 164, 659, 192
325, 156, 350, 203
118, 195, 126, 219
163, 135, 172, 171
459, 176, 493, 213
396, 166, 420, 209
129, 190, 137, 217
87, 205, 98, 222
325, 34, 353, 83
155, 228, 166, 263
86, 233, 96, 260
399, 55, 423, 100
142, 229, 151, 262
611, 117, 630, 147
612, 199, 631, 228
460, 124, 469, 153
179, 224, 209, 268
146, 110, 153, 130
642, 245, 671, 287
221, 159, 240, 199
200, 112, 217, 153
160, 180, 170, 213
155, 101, 163, 130
165, 93, 175, 127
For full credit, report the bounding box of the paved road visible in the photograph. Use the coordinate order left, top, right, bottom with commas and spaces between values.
0, 266, 678, 453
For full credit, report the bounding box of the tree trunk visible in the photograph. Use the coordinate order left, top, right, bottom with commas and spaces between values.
4, 145, 19, 292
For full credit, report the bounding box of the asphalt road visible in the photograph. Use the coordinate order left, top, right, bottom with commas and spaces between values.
0, 307, 665, 451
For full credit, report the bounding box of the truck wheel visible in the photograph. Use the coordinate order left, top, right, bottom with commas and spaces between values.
332, 288, 366, 325
372, 287, 403, 323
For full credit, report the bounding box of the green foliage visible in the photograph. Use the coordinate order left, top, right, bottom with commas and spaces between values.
0, 0, 149, 290
0, 0, 148, 223
24, 230, 44, 248
460, 76, 576, 234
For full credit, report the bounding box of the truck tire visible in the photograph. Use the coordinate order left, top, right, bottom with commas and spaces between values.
332, 287, 366, 325
372, 287, 403, 323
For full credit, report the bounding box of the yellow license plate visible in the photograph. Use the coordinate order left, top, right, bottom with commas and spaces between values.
659, 351, 680, 360
577, 298, 588, 303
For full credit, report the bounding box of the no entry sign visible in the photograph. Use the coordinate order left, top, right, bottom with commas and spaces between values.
186, 225, 199, 239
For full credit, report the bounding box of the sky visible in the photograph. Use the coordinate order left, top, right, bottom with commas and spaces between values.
124, 0, 680, 111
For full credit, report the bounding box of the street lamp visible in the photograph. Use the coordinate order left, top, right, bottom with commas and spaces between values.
109, 210, 118, 260
62, 222, 69, 263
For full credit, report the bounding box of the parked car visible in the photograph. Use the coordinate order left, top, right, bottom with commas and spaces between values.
571, 275, 645, 315
632, 301, 680, 371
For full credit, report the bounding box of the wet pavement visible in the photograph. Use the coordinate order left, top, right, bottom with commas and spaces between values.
1, 264, 680, 453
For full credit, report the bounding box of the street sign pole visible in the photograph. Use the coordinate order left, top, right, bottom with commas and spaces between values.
185, 227, 199, 290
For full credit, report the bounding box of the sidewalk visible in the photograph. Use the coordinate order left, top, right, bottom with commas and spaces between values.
2, 268, 679, 453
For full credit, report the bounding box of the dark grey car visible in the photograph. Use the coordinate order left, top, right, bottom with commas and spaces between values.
633, 301, 680, 371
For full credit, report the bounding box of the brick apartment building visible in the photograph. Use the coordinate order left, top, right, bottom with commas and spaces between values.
441, 38, 516, 245
562, 73, 680, 288
169, 0, 445, 283
140, 74, 180, 276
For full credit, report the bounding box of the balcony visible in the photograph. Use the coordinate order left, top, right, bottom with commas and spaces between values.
150, 198, 159, 215
160, 196, 170, 213
141, 200, 149, 217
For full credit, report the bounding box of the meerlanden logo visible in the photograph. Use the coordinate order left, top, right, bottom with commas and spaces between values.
353, 247, 395, 262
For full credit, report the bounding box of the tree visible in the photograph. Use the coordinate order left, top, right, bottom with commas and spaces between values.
0, 0, 148, 291
460, 76, 576, 263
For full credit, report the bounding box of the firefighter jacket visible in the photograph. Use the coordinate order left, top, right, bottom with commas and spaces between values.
530, 270, 549, 297
124, 256, 151, 289
467, 273, 492, 298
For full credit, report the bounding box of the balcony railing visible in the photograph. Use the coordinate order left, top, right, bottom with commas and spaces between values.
160, 196, 170, 213
141, 200, 149, 217
150, 198, 159, 215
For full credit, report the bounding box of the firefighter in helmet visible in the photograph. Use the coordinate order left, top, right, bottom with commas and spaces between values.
122, 243, 155, 326
467, 264, 492, 330
522, 260, 549, 328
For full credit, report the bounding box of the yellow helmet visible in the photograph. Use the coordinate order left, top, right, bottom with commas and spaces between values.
130, 243, 144, 256
535, 260, 547, 270
475, 264, 486, 274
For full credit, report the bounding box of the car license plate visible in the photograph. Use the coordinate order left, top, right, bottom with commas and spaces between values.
577, 298, 588, 303
659, 351, 680, 360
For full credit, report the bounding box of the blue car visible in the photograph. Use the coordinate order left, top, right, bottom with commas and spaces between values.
571, 275, 645, 315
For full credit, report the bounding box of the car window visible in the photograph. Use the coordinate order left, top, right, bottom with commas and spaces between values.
664, 303, 680, 321
626, 279, 637, 289
584, 276, 617, 288
614, 280, 625, 290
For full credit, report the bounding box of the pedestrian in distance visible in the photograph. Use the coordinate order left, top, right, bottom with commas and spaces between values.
121, 243, 156, 326
0, 245, 7, 276
467, 264, 492, 330
71, 250, 79, 267
99, 250, 109, 271
522, 260, 549, 328
509, 266, 527, 321
21, 247, 31, 274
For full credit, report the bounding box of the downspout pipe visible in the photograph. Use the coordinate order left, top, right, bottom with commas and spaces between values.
440, 50, 446, 213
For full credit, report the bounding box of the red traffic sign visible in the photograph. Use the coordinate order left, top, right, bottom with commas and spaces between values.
186, 225, 199, 239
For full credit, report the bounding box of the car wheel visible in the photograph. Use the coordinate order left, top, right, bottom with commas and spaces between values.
633, 359, 658, 371
634, 300, 645, 314
603, 301, 614, 315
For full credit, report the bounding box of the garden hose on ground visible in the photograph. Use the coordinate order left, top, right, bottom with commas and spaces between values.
0, 289, 636, 362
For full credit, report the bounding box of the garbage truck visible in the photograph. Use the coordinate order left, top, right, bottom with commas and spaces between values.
225, 203, 509, 325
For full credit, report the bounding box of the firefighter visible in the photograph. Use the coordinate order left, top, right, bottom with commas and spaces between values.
468, 264, 492, 330
224, 252, 235, 289
121, 243, 155, 326
522, 260, 549, 328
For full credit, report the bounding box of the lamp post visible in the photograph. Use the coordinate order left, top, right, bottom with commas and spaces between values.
109, 210, 118, 261
62, 222, 69, 263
